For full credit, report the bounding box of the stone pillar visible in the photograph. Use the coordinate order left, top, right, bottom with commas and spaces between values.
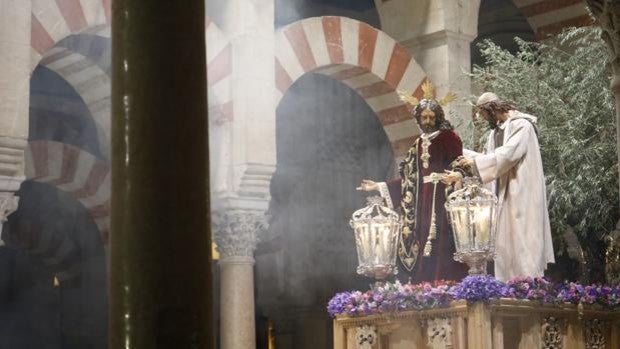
216, 0, 276, 202
0, 0, 31, 243
375, 0, 481, 134
402, 30, 477, 131
109, 1, 213, 348
213, 210, 265, 349
212, 1, 275, 345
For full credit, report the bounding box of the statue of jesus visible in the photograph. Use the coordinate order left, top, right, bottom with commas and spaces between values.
357, 81, 467, 283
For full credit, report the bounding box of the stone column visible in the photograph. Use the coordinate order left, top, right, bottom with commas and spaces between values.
402, 31, 477, 130
375, 0, 481, 134
212, 1, 275, 345
0, 0, 31, 244
216, 0, 276, 202
109, 0, 213, 348
213, 210, 265, 349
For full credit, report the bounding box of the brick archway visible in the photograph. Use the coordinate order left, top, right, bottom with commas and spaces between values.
30, 0, 111, 71
26, 141, 110, 240
275, 16, 427, 156
28, 0, 231, 246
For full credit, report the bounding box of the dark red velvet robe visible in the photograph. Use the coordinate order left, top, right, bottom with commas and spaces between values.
387, 130, 467, 283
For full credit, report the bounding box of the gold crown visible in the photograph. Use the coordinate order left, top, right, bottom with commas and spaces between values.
397, 80, 457, 108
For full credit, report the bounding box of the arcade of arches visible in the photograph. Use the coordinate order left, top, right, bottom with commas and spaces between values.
0, 0, 594, 348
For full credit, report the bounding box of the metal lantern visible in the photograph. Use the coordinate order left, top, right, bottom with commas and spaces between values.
350, 196, 401, 280
445, 177, 498, 275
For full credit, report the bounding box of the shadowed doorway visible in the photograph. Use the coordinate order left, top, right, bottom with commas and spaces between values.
256, 72, 396, 349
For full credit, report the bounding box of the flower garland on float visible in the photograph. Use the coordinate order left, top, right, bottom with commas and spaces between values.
327, 275, 620, 317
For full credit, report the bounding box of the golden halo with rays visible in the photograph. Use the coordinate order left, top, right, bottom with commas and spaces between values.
397, 81, 457, 108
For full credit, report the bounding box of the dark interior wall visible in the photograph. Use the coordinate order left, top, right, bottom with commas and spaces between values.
29, 66, 102, 158
0, 182, 107, 349
274, 0, 379, 28
0, 247, 61, 349
472, 0, 535, 67
207, 0, 380, 30
256, 72, 395, 349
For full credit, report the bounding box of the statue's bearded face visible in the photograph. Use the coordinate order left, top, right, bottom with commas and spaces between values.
419, 107, 437, 133
478, 109, 499, 129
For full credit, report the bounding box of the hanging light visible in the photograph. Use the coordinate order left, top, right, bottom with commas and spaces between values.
445, 177, 498, 275
350, 196, 401, 280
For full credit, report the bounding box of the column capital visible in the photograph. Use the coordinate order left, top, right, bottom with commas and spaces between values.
212, 209, 267, 259
0, 191, 19, 245
0, 191, 18, 222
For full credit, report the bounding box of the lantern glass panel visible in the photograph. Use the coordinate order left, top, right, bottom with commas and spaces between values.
450, 206, 471, 250
445, 178, 498, 275
350, 197, 401, 280
471, 203, 492, 249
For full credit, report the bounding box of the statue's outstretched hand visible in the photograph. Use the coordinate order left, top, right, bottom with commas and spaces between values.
442, 170, 463, 185
356, 179, 379, 192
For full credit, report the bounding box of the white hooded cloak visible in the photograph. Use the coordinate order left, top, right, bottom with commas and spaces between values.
473, 110, 555, 281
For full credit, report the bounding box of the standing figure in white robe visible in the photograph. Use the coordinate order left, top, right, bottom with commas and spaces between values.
450, 92, 555, 281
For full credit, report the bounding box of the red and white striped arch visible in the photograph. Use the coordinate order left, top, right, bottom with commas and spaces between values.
25, 141, 111, 242
275, 16, 426, 156
40, 47, 112, 158
33, 18, 231, 160
31, 0, 111, 71
28, 0, 231, 245
512, 0, 592, 40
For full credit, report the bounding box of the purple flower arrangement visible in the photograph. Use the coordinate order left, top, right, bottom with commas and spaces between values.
451, 275, 509, 302
327, 275, 620, 317
556, 282, 620, 307
505, 276, 556, 303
